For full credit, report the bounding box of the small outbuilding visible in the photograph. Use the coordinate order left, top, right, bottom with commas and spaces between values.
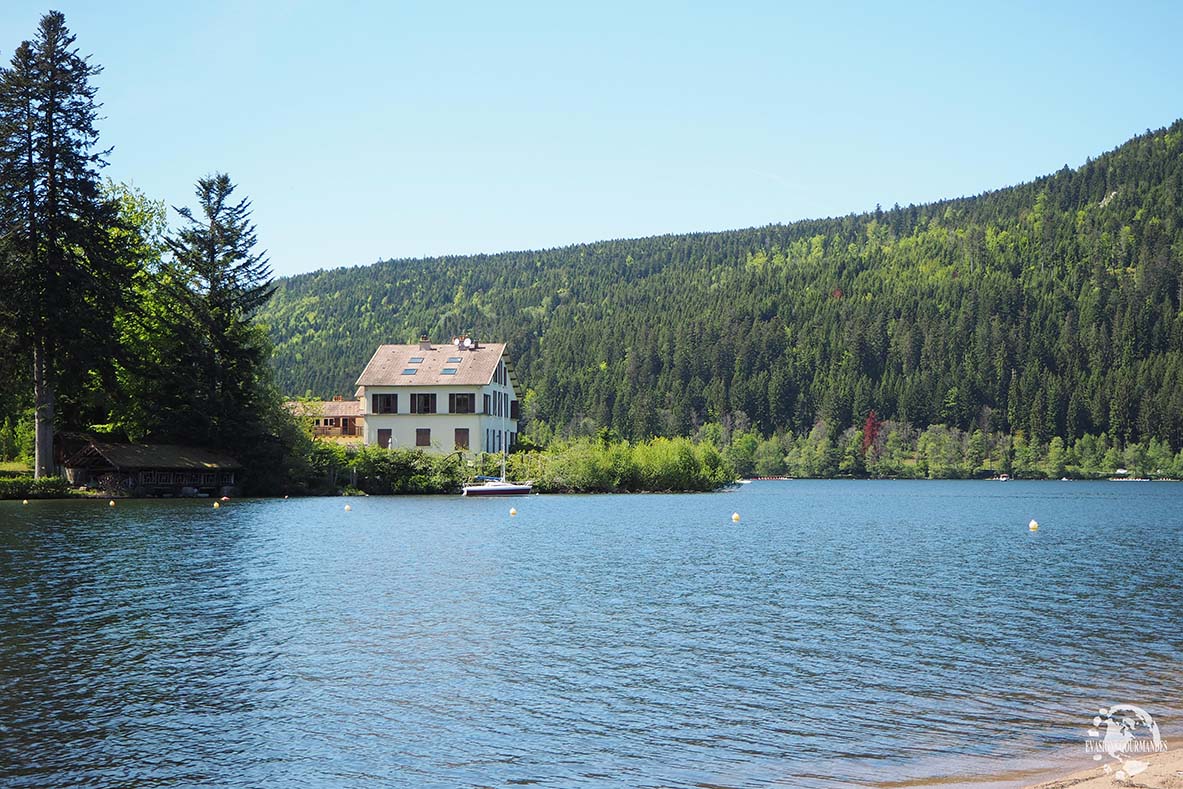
64, 441, 241, 497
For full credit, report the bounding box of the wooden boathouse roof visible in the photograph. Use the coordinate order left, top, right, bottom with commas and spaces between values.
65, 441, 242, 471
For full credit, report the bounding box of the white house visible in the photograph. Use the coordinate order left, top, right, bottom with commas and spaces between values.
355, 336, 520, 455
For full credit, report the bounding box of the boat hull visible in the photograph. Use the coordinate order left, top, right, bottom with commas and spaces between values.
462, 483, 533, 496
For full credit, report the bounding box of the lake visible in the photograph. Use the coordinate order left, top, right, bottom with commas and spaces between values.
2, 481, 1181, 787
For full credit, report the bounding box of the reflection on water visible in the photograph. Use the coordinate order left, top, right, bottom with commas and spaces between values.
1, 481, 1181, 787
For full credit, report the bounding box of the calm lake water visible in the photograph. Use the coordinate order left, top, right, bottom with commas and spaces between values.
2, 481, 1181, 788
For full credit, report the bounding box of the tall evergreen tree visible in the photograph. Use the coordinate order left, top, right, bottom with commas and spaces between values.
0, 11, 128, 477
161, 173, 276, 452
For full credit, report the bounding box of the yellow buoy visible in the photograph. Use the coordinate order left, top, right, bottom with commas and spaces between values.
109, 500, 116, 507
509, 507, 517, 516
22, 499, 29, 505
1029, 519, 1039, 531
732, 512, 741, 522
213, 501, 220, 509
344, 504, 352, 512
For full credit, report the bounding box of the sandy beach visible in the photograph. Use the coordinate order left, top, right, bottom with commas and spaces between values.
1027, 747, 1183, 789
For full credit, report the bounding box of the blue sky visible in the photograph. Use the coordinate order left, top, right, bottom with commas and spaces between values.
1, 1, 1180, 277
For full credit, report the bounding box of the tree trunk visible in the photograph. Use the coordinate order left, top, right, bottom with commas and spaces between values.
33, 340, 55, 478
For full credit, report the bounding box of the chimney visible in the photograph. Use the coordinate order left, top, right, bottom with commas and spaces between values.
418, 334, 433, 351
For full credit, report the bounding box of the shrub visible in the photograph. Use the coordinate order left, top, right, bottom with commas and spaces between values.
0, 475, 70, 499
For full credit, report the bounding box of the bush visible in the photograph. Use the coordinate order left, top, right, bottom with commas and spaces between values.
513, 437, 734, 493
349, 446, 464, 494
0, 475, 70, 499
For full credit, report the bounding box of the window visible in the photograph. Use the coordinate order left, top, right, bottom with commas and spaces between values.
401, 368, 418, 375
416, 428, 431, 447
447, 356, 462, 363
510, 400, 520, 420
449, 393, 475, 414
483, 394, 491, 414
454, 428, 469, 450
410, 393, 436, 414
409, 357, 425, 364
441, 368, 458, 375
373, 393, 397, 414
377, 429, 392, 449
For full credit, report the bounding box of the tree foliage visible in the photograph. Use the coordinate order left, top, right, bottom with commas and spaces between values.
0, 11, 131, 475
261, 121, 1183, 451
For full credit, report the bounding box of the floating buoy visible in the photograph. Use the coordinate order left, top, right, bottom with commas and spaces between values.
1029, 519, 1039, 531
344, 504, 352, 512
732, 512, 741, 523
109, 500, 116, 507
283, 495, 289, 499
22, 499, 29, 505
213, 501, 220, 509
220, 496, 230, 502
509, 507, 517, 516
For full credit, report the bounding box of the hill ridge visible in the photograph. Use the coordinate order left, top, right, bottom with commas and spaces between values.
262, 118, 1183, 446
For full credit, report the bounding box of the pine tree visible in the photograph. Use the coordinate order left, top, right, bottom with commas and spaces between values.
0, 12, 127, 477
162, 173, 275, 452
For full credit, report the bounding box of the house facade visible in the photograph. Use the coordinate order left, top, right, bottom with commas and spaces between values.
355, 337, 520, 455
288, 397, 364, 440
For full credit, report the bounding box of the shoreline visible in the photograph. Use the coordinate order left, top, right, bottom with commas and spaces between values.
888, 726, 1183, 789
4, 475, 1182, 502
1026, 746, 1183, 788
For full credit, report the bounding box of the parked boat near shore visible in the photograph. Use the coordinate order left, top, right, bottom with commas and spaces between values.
462, 453, 532, 496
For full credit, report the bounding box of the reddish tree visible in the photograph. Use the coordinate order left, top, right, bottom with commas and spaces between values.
862, 410, 882, 457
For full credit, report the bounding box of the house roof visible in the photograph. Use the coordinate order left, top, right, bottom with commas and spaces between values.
65, 441, 242, 470
286, 399, 362, 418
355, 342, 510, 387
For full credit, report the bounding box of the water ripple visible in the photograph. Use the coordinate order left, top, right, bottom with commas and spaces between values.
1, 481, 1181, 787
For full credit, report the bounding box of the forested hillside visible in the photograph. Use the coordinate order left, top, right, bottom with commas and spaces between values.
262, 121, 1183, 447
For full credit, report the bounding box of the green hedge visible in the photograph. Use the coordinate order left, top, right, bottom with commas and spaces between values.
0, 475, 71, 499
501, 437, 735, 493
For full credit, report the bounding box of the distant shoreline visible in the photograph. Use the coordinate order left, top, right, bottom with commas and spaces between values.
4, 475, 1183, 502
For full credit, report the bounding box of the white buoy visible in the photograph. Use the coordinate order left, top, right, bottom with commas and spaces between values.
22, 499, 29, 505
344, 504, 352, 512
1029, 519, 1039, 532
732, 512, 741, 523
509, 507, 517, 516
109, 500, 116, 507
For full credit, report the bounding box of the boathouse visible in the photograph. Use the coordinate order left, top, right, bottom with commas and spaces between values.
64, 441, 241, 497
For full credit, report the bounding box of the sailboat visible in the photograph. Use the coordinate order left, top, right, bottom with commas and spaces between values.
462, 450, 533, 496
